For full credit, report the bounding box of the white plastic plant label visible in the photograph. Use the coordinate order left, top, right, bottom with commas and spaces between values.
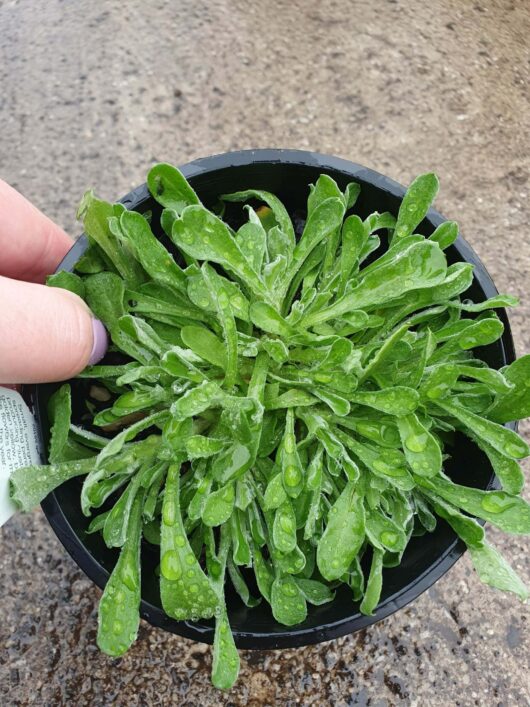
0, 387, 42, 526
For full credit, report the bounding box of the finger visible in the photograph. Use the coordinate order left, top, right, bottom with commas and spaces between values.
0, 179, 74, 283
0, 276, 108, 384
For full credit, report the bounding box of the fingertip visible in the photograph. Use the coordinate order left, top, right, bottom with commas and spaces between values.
89, 319, 109, 366
0, 278, 106, 383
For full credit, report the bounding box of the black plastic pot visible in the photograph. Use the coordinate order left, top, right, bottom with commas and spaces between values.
33, 149, 515, 650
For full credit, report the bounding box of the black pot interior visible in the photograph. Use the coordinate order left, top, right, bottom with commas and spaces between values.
36, 154, 513, 648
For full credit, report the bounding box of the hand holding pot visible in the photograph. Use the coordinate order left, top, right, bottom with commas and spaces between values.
0, 179, 107, 384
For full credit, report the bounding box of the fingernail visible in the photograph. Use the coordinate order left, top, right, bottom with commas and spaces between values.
89, 319, 108, 366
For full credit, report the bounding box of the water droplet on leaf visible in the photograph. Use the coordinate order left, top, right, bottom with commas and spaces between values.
161, 550, 182, 580
405, 434, 428, 453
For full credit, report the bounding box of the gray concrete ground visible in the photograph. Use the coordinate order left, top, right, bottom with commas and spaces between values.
0, 0, 529, 705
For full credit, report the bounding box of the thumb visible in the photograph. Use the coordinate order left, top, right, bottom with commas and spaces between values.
0, 276, 108, 384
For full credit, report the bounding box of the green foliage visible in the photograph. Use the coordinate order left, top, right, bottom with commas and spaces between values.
9, 166, 530, 690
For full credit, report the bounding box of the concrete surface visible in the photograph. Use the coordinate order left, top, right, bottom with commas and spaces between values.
0, 0, 529, 704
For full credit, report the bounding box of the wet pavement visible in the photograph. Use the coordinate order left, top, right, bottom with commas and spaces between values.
0, 0, 529, 704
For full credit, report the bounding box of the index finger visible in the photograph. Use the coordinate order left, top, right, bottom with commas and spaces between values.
0, 179, 73, 283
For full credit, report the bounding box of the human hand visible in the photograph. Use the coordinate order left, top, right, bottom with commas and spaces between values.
0, 179, 108, 384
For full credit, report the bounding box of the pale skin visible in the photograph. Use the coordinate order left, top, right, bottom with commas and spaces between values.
0, 179, 106, 384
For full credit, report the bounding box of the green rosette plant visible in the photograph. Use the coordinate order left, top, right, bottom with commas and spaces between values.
10, 164, 530, 689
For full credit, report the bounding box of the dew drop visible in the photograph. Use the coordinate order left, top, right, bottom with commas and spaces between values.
284, 465, 301, 487
481, 494, 517, 514
175, 534, 186, 547
283, 434, 296, 454
373, 459, 391, 473
163, 502, 177, 527
381, 531, 399, 547
406, 434, 428, 453
222, 486, 235, 503
280, 513, 294, 533
121, 564, 137, 591
161, 550, 182, 580
427, 384, 447, 399
460, 336, 477, 349
504, 440, 528, 458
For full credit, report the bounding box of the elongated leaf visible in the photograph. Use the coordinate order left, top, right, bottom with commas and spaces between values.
84, 272, 125, 329
317, 481, 365, 581
426, 491, 485, 547
119, 209, 187, 291
147, 163, 200, 213
202, 483, 235, 526
96, 411, 168, 466
428, 220, 458, 250
350, 387, 419, 416
468, 542, 528, 601
97, 493, 143, 656
47, 384, 72, 464
172, 205, 267, 298
294, 578, 335, 605
10, 457, 94, 511
211, 607, 240, 690
359, 549, 384, 615
160, 464, 218, 620
270, 575, 307, 625
77, 191, 143, 285
303, 241, 447, 326
416, 475, 530, 534
201, 263, 238, 388
434, 399, 529, 459
397, 413, 442, 477
488, 355, 530, 423
273, 500, 298, 553
283, 197, 345, 291
394, 173, 439, 239
103, 472, 144, 548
